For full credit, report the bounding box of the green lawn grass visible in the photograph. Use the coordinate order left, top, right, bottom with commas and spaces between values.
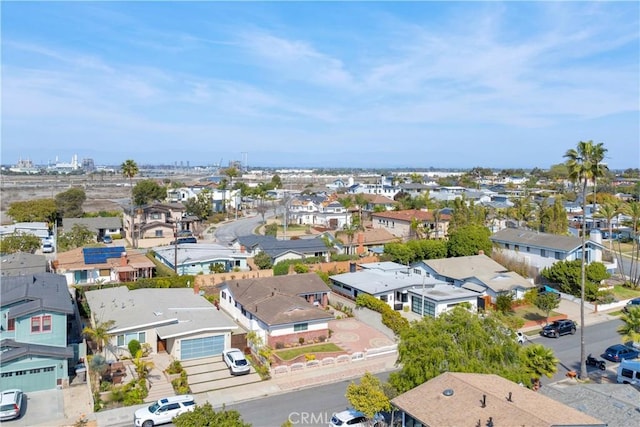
612, 285, 640, 300
275, 343, 343, 361
512, 305, 562, 323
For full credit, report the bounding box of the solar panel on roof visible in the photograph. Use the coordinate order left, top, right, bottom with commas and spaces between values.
83, 246, 126, 264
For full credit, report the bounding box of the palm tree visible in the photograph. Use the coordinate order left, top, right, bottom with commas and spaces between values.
83, 319, 115, 356
621, 201, 640, 288
617, 307, 640, 344
121, 160, 139, 247
564, 140, 607, 379
589, 142, 608, 221
132, 349, 155, 381
222, 166, 240, 218
340, 196, 354, 230
353, 193, 368, 225
596, 202, 619, 252
520, 344, 558, 390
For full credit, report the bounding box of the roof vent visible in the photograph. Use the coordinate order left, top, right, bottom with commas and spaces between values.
443, 389, 454, 397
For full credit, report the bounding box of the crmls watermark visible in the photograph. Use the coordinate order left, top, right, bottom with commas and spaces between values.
287, 411, 334, 425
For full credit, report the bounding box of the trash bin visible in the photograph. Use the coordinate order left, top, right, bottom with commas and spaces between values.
75, 364, 87, 383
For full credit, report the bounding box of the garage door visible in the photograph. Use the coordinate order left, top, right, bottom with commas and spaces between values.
1, 366, 57, 392
181, 336, 224, 360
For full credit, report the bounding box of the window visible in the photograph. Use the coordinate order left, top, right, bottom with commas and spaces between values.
151, 213, 162, 220
99, 269, 110, 277
7, 318, 15, 331
42, 315, 52, 332
116, 331, 146, 347
555, 251, 562, 260
31, 317, 41, 333
379, 295, 388, 302
155, 230, 164, 237
294, 323, 308, 332
505, 243, 510, 249
221, 291, 227, 300
514, 245, 519, 251
541, 249, 547, 257
526, 247, 530, 253
621, 368, 633, 379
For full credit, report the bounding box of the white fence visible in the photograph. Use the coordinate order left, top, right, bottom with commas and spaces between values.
270, 344, 397, 375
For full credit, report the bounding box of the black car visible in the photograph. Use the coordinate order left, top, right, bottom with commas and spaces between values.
623, 297, 640, 313
541, 319, 576, 338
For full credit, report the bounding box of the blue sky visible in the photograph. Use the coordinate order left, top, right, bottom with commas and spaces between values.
2, 1, 639, 170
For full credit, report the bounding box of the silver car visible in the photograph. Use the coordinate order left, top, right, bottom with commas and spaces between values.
222, 348, 251, 375
0, 389, 23, 421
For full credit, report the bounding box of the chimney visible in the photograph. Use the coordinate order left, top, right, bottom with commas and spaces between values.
349, 262, 356, 273
240, 245, 245, 253
357, 233, 364, 255
121, 252, 128, 266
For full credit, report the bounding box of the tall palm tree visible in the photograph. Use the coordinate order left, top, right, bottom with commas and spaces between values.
596, 202, 619, 252
121, 160, 139, 247
621, 201, 640, 288
564, 140, 607, 379
340, 195, 354, 230
589, 142, 608, 222
83, 319, 116, 356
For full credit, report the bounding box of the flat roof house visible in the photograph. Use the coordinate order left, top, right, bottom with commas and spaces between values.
391, 372, 605, 427
330, 261, 478, 316
413, 254, 536, 304
153, 243, 250, 275
84, 286, 238, 361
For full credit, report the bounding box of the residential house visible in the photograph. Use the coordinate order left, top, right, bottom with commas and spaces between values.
1, 252, 49, 276
397, 182, 432, 199
357, 193, 397, 213
391, 372, 605, 427
346, 175, 401, 198
489, 228, 613, 275
329, 262, 478, 316
62, 217, 123, 241
371, 209, 451, 241
413, 254, 536, 305
122, 202, 196, 244
540, 382, 640, 426
84, 286, 238, 361
0, 221, 50, 242
53, 247, 155, 287
332, 228, 400, 256
216, 273, 332, 347
153, 243, 250, 275
0, 273, 77, 392
287, 195, 352, 229
231, 235, 330, 264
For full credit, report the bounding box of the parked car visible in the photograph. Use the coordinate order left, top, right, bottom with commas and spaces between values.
602, 344, 640, 363
540, 319, 576, 338
538, 285, 561, 300
102, 235, 113, 244
171, 236, 197, 245
41, 241, 54, 253
133, 395, 196, 427
329, 408, 385, 427
623, 297, 640, 313
0, 389, 23, 421
516, 331, 526, 344
222, 348, 250, 375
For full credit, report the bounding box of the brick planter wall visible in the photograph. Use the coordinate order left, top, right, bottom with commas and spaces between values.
267, 329, 330, 348
272, 350, 348, 367
522, 313, 568, 329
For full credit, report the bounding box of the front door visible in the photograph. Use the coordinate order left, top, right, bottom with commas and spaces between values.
157, 338, 167, 352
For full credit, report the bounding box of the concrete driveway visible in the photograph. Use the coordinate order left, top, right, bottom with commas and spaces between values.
7, 389, 66, 427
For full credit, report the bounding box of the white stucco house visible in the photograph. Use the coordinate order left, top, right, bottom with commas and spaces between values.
84, 286, 238, 361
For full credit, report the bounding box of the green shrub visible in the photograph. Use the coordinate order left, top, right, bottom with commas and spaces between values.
128, 340, 141, 358
171, 371, 191, 395
356, 294, 409, 336
166, 360, 183, 375
293, 263, 309, 274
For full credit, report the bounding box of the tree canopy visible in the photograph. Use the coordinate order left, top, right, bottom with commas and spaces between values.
345, 372, 392, 420
7, 199, 57, 223
389, 307, 535, 393
173, 402, 251, 427
446, 224, 492, 257
55, 187, 86, 218
0, 232, 43, 254
184, 190, 212, 219
133, 179, 167, 206
57, 224, 95, 251
541, 260, 610, 302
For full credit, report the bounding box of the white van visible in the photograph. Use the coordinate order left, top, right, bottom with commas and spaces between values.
616, 359, 640, 386
133, 395, 196, 427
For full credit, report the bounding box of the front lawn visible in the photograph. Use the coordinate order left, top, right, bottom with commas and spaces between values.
611, 285, 640, 300
275, 343, 343, 361
512, 305, 562, 323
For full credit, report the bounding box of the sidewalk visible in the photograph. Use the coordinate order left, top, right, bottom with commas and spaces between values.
92, 353, 398, 426
67, 299, 618, 427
